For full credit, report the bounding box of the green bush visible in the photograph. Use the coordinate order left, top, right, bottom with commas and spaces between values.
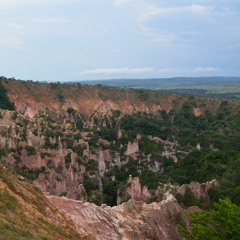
0, 81, 15, 110
178, 199, 240, 240
88, 190, 102, 205
83, 174, 99, 194
86, 159, 98, 172
139, 137, 163, 155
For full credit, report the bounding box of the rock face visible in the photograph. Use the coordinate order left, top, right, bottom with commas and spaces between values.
122, 176, 219, 204
66, 184, 88, 201
125, 141, 139, 156
47, 195, 186, 240
175, 179, 220, 200
127, 176, 151, 202
0, 80, 225, 208
0, 107, 220, 207
98, 149, 111, 174
127, 176, 142, 200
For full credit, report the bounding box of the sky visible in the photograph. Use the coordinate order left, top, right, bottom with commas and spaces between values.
0, 0, 239, 81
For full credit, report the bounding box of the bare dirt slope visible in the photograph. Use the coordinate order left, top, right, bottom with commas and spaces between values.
1, 79, 222, 118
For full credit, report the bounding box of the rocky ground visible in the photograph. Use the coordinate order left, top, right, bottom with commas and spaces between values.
0, 78, 239, 239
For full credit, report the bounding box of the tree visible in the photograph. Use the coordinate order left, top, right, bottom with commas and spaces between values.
0, 81, 15, 110
178, 199, 240, 240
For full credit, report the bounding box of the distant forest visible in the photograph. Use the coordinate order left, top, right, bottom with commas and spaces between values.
78, 77, 240, 100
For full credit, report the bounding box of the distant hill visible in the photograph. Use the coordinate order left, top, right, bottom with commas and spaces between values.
78, 77, 240, 99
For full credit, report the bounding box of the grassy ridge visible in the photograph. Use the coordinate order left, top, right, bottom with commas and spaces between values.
0, 165, 81, 240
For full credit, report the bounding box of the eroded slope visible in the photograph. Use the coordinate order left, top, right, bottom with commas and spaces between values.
0, 164, 81, 240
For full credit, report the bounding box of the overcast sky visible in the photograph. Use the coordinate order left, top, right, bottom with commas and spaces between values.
0, 0, 239, 81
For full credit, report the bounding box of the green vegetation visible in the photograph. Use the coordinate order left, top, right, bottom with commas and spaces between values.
0, 77, 240, 232
56, 93, 64, 104
0, 150, 4, 158
139, 170, 170, 190
67, 107, 76, 115
84, 77, 240, 99
139, 137, 163, 155
175, 186, 211, 209
138, 89, 150, 100
86, 159, 98, 172
102, 178, 122, 206
0, 164, 81, 240
162, 87, 240, 99
178, 199, 240, 240
0, 80, 15, 110
98, 127, 117, 142
0, 78, 239, 240
120, 111, 171, 140
5, 92, 237, 208
118, 99, 240, 206
16, 166, 46, 181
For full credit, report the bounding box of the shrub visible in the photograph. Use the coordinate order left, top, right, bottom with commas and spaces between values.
178, 199, 240, 240
0, 81, 15, 110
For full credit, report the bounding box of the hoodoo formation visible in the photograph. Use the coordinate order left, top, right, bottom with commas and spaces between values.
0, 77, 240, 239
